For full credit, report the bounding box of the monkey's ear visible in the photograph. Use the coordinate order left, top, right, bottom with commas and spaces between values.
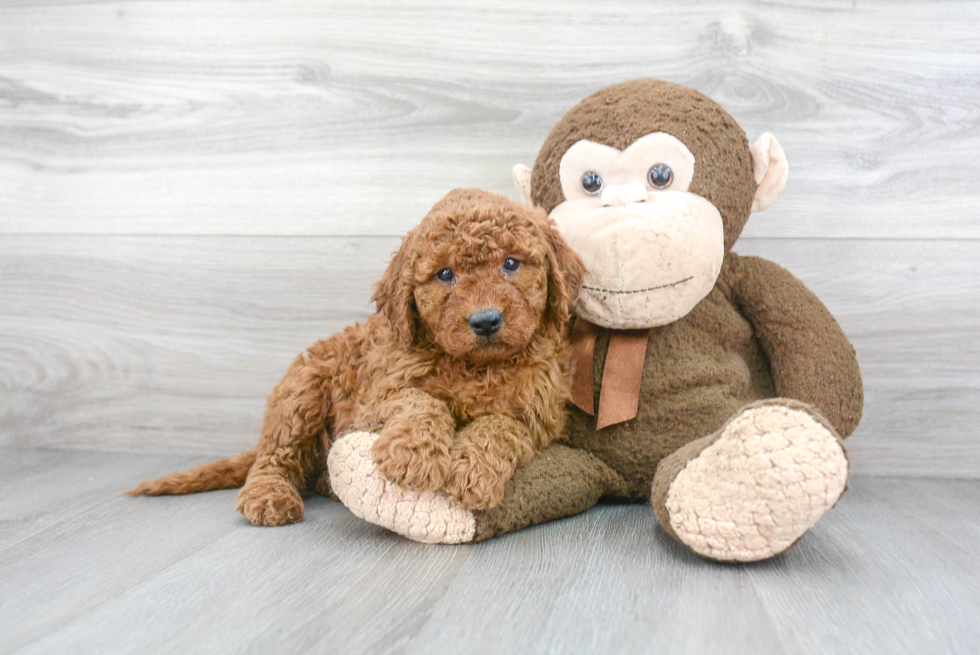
749, 133, 789, 212
512, 164, 534, 208
371, 235, 418, 348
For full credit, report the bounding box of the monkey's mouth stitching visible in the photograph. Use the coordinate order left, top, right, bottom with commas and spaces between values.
582, 276, 693, 295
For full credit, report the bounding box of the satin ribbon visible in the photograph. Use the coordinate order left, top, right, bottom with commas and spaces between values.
569, 318, 650, 429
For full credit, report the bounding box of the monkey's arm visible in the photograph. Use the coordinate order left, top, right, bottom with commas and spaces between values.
726, 253, 864, 438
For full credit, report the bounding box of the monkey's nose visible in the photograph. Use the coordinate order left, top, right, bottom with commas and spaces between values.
601, 181, 648, 207
468, 308, 503, 337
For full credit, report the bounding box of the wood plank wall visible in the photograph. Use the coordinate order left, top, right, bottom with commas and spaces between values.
2, 0, 978, 477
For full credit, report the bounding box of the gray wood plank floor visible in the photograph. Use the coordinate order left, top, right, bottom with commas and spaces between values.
1, 449, 978, 654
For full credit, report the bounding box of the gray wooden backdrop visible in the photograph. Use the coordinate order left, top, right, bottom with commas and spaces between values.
2, 0, 978, 478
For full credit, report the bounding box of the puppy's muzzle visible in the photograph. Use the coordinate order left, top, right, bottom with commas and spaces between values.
468, 308, 503, 337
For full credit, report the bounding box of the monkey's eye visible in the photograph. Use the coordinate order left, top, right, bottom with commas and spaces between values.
502, 258, 522, 273
581, 171, 603, 195
435, 268, 455, 283
647, 163, 674, 189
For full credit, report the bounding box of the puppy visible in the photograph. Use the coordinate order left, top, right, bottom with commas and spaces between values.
129, 188, 586, 526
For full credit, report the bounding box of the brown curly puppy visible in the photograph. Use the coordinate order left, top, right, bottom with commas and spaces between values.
129, 188, 586, 526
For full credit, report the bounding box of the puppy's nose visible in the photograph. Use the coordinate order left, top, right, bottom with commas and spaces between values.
468, 308, 503, 337
600, 181, 647, 207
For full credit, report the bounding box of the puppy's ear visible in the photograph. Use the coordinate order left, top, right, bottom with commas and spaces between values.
540, 211, 586, 329
372, 233, 418, 347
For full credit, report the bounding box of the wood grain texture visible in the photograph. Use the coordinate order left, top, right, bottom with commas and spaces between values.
3, 4, 977, 650
1, 450, 978, 654
1, 0, 978, 238
0, 234, 398, 453
2, 235, 978, 477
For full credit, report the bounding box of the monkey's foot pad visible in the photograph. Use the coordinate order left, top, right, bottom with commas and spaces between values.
328, 431, 476, 544
665, 404, 848, 562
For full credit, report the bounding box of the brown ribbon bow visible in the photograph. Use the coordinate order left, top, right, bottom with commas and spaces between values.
569, 318, 650, 430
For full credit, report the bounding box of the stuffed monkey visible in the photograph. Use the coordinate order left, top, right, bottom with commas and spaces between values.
330, 79, 863, 562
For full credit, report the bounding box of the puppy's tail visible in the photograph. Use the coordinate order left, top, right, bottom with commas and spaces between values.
127, 449, 256, 496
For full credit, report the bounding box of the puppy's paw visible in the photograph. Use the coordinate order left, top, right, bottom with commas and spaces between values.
236, 477, 304, 526
445, 450, 508, 511
371, 426, 451, 492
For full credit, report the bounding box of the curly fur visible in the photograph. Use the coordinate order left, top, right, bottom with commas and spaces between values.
129, 188, 586, 525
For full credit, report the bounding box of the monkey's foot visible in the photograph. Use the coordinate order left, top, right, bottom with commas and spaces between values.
328, 431, 476, 544
654, 400, 849, 562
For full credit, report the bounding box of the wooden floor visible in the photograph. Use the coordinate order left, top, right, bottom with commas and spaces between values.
1, 449, 977, 654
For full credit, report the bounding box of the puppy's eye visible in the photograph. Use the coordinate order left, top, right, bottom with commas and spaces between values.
435, 268, 455, 283
581, 171, 603, 195
502, 258, 521, 273
647, 163, 674, 189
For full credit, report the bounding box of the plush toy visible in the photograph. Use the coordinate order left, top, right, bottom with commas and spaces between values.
330, 79, 863, 562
